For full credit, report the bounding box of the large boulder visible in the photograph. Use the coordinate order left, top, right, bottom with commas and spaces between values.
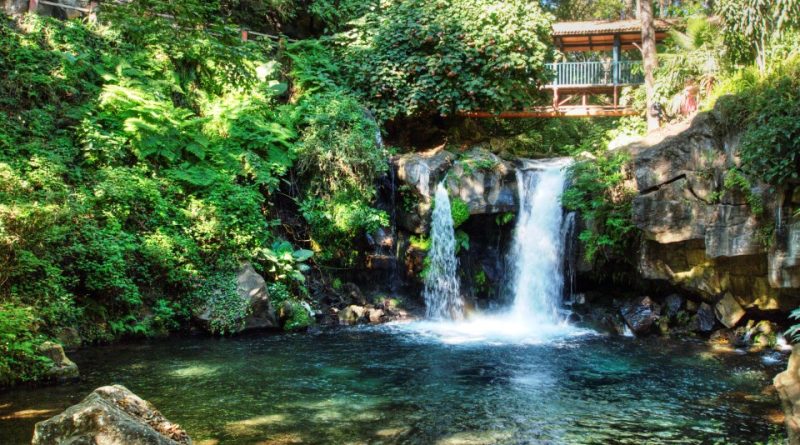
775, 345, 800, 445
445, 147, 517, 215
37, 341, 79, 381
32, 385, 191, 445
393, 146, 517, 233
714, 293, 746, 328
620, 296, 661, 335
197, 263, 278, 333
394, 148, 456, 233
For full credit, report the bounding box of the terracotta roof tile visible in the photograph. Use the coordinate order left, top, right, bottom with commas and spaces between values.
552, 19, 678, 36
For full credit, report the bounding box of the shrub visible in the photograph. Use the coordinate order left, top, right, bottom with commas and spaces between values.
192, 271, 251, 335
449, 197, 470, 228
293, 93, 390, 265
0, 304, 50, 385
339, 0, 553, 120
713, 55, 800, 186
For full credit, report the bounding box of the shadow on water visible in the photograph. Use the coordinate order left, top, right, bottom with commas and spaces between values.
0, 328, 789, 445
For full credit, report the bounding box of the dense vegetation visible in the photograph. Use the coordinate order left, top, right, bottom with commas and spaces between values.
0, 0, 556, 385
2, 0, 799, 386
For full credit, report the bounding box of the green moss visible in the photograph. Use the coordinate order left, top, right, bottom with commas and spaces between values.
450, 198, 470, 229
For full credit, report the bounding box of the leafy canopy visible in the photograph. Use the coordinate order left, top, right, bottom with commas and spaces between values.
339, 0, 553, 120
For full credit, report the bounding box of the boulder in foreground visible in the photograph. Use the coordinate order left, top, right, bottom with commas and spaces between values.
32, 385, 191, 445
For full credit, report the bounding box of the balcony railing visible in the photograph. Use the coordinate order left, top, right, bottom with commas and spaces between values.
544, 60, 643, 87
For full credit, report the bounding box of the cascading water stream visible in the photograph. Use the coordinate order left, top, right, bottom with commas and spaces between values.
504, 161, 571, 326
401, 158, 590, 344
423, 182, 464, 320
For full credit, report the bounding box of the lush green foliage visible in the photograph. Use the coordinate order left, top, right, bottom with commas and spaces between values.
339, 0, 553, 120
562, 152, 637, 262
294, 92, 389, 265
450, 198, 470, 228
0, 304, 51, 385
713, 55, 800, 186
0, 5, 329, 382
560, 118, 645, 263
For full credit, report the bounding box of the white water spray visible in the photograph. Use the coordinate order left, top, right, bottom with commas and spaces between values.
398, 158, 591, 344
505, 161, 570, 325
423, 182, 464, 320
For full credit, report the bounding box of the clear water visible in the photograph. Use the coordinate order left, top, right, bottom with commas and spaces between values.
0, 329, 785, 444
423, 182, 463, 320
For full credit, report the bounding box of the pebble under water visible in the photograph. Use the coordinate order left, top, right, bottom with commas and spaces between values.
0, 326, 787, 444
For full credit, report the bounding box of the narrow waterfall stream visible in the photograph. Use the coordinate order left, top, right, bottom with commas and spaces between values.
423, 182, 464, 320
505, 161, 571, 326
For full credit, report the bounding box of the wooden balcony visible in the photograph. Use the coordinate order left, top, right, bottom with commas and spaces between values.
544, 60, 643, 88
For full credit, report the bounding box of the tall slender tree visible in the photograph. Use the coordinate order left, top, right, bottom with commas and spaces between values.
639, 0, 659, 130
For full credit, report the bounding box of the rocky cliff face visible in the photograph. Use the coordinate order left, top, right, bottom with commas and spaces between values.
626, 111, 800, 318
370, 146, 518, 304
393, 146, 517, 234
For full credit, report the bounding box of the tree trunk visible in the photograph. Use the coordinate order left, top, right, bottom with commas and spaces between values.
639, 0, 659, 131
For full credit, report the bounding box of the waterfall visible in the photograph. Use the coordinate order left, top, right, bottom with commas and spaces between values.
423, 182, 464, 320
562, 211, 578, 303
398, 158, 591, 345
505, 160, 571, 325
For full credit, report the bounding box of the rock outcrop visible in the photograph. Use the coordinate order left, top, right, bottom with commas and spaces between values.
626, 110, 800, 323
33, 385, 191, 445
196, 263, 278, 333
393, 146, 516, 233
620, 296, 661, 335
775, 345, 800, 445
37, 341, 79, 381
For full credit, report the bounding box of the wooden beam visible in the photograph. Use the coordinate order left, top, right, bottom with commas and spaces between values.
458, 107, 639, 119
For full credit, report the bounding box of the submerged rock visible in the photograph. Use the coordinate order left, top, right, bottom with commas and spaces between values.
32, 385, 191, 445
775, 345, 800, 444
37, 341, 79, 382
620, 296, 661, 336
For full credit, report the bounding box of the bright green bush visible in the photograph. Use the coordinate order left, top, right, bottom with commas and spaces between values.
340, 0, 553, 120
450, 197, 470, 228
284, 301, 314, 331
713, 55, 800, 186
0, 304, 51, 385
293, 92, 389, 265
560, 118, 645, 264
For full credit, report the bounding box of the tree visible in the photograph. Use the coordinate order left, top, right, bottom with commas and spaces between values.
341, 0, 554, 121
716, 0, 800, 72
639, 0, 659, 130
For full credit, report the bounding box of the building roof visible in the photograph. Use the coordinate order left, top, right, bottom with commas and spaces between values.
553, 19, 678, 37
552, 19, 679, 52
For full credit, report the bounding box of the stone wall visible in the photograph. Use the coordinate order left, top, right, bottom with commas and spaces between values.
626, 110, 800, 317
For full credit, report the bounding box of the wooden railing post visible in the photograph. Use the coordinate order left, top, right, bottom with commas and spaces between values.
29, 0, 38, 13
241, 30, 248, 41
